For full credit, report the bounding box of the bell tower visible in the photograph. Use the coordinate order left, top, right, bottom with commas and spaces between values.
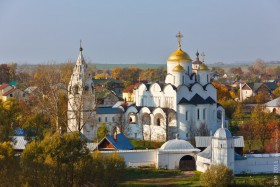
67, 42, 96, 140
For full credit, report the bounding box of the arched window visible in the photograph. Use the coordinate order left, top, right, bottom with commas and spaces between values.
157, 118, 161, 126
84, 85, 89, 91
73, 85, 79, 94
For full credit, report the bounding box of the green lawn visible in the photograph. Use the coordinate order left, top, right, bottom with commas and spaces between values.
118, 168, 278, 187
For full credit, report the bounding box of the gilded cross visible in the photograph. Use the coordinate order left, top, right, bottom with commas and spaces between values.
201, 51, 205, 62
176, 32, 183, 49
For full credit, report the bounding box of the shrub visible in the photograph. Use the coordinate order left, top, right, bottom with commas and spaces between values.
200, 164, 233, 187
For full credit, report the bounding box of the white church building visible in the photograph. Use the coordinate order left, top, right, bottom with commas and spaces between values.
123, 32, 224, 141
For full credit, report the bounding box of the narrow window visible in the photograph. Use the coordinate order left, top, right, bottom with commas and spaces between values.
203, 109, 206, 120
157, 118, 161, 126
186, 111, 188, 121
197, 109, 200, 120
98, 117, 101, 122
105, 117, 107, 122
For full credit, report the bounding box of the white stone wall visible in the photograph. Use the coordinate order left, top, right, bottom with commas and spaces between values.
235, 154, 280, 174
101, 150, 157, 167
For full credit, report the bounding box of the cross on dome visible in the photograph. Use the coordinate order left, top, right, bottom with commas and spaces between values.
80, 40, 83, 52
201, 51, 205, 62
176, 32, 183, 49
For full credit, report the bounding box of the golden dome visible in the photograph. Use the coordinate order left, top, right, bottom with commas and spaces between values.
198, 63, 209, 71
172, 64, 185, 72
168, 48, 192, 62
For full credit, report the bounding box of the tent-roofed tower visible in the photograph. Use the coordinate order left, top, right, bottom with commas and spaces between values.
67, 42, 96, 140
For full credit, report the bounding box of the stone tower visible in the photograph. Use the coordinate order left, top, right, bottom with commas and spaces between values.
67, 44, 96, 140
211, 111, 235, 172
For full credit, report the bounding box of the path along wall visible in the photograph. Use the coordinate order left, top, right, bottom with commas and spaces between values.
235, 153, 280, 174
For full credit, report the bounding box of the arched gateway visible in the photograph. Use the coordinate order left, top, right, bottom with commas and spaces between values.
179, 155, 196, 171
157, 137, 200, 170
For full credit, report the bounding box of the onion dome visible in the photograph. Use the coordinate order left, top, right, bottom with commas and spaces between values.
167, 32, 192, 62
168, 48, 192, 62
192, 51, 203, 65
160, 138, 194, 150
172, 63, 185, 72
214, 128, 232, 139
198, 63, 209, 71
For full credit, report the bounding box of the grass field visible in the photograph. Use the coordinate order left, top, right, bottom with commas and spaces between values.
118, 168, 278, 187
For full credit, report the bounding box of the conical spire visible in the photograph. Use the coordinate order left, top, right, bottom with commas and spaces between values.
76, 40, 85, 65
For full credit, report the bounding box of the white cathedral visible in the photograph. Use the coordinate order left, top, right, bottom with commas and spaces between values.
68, 33, 225, 142
124, 32, 225, 141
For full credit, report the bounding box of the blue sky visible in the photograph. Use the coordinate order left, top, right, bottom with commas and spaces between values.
0, 0, 279, 64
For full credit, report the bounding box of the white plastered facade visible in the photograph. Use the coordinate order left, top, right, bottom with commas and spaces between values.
124, 41, 223, 141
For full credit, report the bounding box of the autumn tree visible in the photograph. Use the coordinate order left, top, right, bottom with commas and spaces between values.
238, 120, 256, 153
32, 64, 69, 131
0, 142, 20, 186
251, 105, 273, 150
212, 82, 232, 101
228, 67, 243, 75
97, 122, 109, 140
0, 64, 16, 84
264, 120, 280, 153
272, 86, 280, 98
21, 132, 93, 186
0, 98, 21, 142
232, 102, 244, 120
247, 59, 267, 75
111, 66, 122, 79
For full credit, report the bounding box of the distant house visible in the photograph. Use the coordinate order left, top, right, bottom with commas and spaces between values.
95, 86, 120, 105
222, 73, 234, 78
92, 78, 124, 97
97, 133, 134, 151
239, 82, 278, 101
0, 83, 25, 101
264, 97, 280, 115
122, 83, 140, 102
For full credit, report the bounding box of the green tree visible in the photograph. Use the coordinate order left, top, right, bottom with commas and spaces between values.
200, 164, 233, 187
21, 132, 93, 186
97, 122, 109, 140
232, 102, 244, 120
22, 113, 50, 142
